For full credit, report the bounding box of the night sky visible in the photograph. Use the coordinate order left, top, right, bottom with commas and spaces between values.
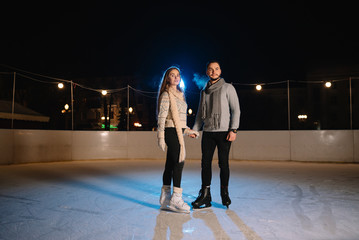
1, 1, 358, 90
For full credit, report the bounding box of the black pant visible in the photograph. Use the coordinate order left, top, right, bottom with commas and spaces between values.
163, 128, 185, 188
201, 131, 232, 187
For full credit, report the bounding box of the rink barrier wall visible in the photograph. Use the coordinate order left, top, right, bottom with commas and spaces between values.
0, 129, 358, 164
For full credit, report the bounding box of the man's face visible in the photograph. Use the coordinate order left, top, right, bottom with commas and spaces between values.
206, 62, 221, 80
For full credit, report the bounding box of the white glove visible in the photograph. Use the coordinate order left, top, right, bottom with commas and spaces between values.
184, 128, 200, 138
158, 138, 166, 151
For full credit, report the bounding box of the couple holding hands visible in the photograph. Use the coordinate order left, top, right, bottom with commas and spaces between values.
157, 61, 240, 213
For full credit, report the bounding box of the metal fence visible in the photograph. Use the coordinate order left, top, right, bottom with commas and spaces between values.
233, 78, 357, 130
0, 71, 357, 131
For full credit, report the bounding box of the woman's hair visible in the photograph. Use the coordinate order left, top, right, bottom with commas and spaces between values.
157, 66, 184, 117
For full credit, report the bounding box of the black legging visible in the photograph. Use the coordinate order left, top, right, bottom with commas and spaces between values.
163, 128, 185, 188
201, 131, 232, 187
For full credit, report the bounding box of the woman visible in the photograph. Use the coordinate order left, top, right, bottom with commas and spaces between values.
157, 66, 199, 213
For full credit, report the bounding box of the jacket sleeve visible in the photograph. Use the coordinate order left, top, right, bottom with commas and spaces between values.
157, 92, 169, 138
192, 91, 204, 132
227, 84, 241, 130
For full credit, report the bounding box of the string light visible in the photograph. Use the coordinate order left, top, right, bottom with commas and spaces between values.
4, 65, 351, 95
2, 64, 356, 131
3, 64, 355, 96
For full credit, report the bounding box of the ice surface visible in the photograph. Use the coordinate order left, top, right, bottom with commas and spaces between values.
1, 160, 359, 240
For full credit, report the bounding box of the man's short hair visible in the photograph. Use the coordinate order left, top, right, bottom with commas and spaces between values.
206, 60, 221, 69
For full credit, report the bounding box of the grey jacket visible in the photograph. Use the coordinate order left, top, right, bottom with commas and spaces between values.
192, 81, 240, 132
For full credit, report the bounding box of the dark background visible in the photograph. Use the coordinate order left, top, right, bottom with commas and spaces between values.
2, 2, 358, 83
1, 1, 358, 130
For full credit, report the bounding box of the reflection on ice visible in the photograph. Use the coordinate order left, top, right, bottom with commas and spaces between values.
153, 210, 191, 239
193, 208, 231, 239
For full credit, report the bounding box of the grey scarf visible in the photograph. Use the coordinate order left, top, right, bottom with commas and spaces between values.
200, 78, 225, 129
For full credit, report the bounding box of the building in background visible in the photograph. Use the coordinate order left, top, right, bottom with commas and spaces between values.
0, 100, 50, 129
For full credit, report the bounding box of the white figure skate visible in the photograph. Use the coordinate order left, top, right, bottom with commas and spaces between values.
168, 187, 190, 213
159, 185, 171, 210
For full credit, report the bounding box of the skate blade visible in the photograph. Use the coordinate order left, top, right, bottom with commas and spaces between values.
168, 206, 190, 214
192, 204, 212, 211
160, 205, 170, 211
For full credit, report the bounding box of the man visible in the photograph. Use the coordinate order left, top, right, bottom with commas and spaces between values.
190, 61, 240, 209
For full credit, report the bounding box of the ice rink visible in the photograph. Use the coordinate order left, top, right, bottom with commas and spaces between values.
1, 159, 359, 240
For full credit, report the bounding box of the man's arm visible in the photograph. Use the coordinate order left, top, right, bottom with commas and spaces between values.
228, 85, 240, 130
192, 91, 204, 132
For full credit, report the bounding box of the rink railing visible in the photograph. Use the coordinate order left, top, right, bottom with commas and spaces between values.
0, 129, 358, 164
1, 70, 358, 131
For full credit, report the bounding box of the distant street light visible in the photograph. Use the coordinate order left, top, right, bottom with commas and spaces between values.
134, 122, 142, 127
298, 114, 308, 120
64, 104, 69, 110
101, 90, 108, 96
188, 108, 193, 115
129, 107, 133, 113
58, 83, 64, 89
256, 85, 262, 91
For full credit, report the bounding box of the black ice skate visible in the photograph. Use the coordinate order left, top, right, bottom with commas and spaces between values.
191, 186, 212, 209
221, 186, 231, 208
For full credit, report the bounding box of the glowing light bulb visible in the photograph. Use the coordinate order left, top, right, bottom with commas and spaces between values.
325, 82, 332, 88
101, 90, 108, 95
256, 85, 262, 91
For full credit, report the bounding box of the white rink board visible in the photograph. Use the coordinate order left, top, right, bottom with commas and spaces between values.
290, 130, 354, 162
233, 131, 291, 161
0, 129, 358, 164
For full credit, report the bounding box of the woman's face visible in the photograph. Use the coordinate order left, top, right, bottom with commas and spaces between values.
206, 62, 221, 80
168, 69, 181, 87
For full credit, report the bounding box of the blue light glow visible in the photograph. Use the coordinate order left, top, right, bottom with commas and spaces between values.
180, 78, 185, 89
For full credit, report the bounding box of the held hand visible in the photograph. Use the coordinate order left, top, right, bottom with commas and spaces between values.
158, 138, 166, 151
189, 134, 197, 138
184, 129, 200, 139
226, 131, 237, 142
